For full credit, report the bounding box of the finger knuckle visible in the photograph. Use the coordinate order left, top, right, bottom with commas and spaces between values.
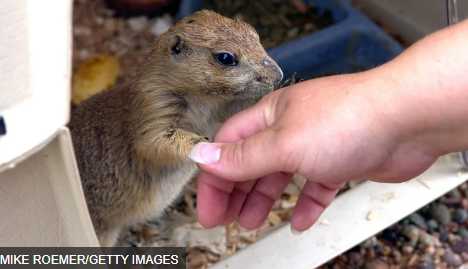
227, 142, 246, 170
276, 131, 303, 173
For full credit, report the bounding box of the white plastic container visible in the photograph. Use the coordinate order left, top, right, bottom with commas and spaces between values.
0, 0, 98, 246
1, 0, 72, 169
0, 129, 99, 246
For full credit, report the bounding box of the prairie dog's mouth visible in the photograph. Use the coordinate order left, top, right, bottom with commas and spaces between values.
234, 81, 275, 99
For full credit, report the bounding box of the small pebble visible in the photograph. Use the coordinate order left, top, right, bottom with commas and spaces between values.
409, 213, 428, 230
458, 227, 468, 239
367, 248, 376, 259
430, 204, 451, 225
402, 245, 414, 255
348, 252, 362, 266
417, 258, 435, 269
419, 231, 439, 247
452, 238, 468, 254
427, 219, 438, 231
287, 28, 300, 38
462, 252, 468, 262
365, 259, 389, 269
382, 246, 391, 256
439, 227, 450, 242
74, 26, 92, 36
304, 23, 315, 32
77, 49, 91, 60
380, 229, 400, 243
94, 16, 104, 26
448, 233, 460, 244
362, 237, 378, 248
443, 250, 462, 267
425, 245, 435, 255
151, 14, 173, 36
374, 243, 384, 255
461, 184, 468, 197
446, 189, 462, 200
127, 16, 148, 32
452, 208, 467, 224
461, 198, 468, 209
188, 252, 208, 268
444, 251, 463, 267
402, 225, 420, 246
392, 250, 402, 262
104, 19, 118, 32
448, 189, 462, 199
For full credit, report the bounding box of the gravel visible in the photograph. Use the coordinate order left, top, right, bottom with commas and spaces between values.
321, 182, 468, 268
73, 0, 165, 87
204, 0, 334, 49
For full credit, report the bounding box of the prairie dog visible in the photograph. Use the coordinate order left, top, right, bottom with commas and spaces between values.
69, 10, 283, 246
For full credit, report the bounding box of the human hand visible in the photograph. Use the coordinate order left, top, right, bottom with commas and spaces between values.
190, 71, 439, 232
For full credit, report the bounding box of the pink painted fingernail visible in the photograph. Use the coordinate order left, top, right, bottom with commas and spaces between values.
290, 225, 304, 236
189, 142, 221, 164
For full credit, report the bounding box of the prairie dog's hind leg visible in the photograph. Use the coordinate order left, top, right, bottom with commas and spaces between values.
97, 227, 122, 247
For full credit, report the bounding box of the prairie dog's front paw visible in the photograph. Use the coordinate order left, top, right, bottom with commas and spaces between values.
191, 135, 209, 145
166, 129, 209, 159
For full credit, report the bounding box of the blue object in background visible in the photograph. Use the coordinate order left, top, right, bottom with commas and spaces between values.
177, 0, 403, 79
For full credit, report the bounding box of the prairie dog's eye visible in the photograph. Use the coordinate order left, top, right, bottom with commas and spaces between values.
214, 52, 238, 66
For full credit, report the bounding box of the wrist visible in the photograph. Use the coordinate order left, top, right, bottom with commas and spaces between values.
364, 57, 468, 157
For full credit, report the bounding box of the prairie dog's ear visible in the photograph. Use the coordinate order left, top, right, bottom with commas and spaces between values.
170, 35, 184, 55
169, 35, 193, 61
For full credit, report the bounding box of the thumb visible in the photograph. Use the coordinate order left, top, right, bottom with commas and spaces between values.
189, 128, 290, 181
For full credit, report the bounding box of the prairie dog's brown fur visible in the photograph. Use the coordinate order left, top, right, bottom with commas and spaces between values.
69, 10, 283, 247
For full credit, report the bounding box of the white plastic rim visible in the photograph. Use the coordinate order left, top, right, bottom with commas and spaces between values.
212, 154, 467, 269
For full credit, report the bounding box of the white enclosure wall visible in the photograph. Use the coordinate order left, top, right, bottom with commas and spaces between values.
0, 129, 99, 246
0, 0, 99, 246
354, 0, 468, 43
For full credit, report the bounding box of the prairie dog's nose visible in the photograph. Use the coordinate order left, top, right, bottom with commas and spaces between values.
261, 57, 284, 86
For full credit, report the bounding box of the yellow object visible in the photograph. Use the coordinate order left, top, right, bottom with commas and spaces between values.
72, 55, 120, 104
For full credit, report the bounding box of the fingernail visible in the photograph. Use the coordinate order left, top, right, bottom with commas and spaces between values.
189, 142, 221, 164
290, 225, 304, 236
